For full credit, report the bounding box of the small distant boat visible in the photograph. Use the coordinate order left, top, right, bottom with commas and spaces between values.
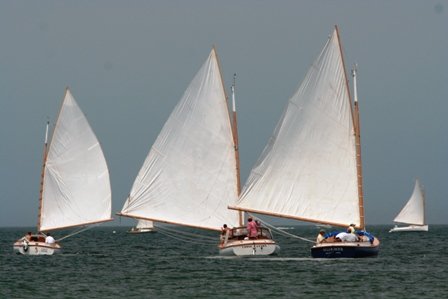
129, 219, 156, 234
229, 26, 380, 258
118, 48, 279, 256
389, 179, 428, 232
13, 88, 112, 255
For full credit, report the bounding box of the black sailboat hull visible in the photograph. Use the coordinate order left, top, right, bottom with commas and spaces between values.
311, 239, 380, 258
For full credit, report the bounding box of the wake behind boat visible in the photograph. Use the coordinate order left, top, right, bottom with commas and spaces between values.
390, 179, 428, 232
118, 49, 278, 256
229, 26, 379, 258
13, 88, 112, 255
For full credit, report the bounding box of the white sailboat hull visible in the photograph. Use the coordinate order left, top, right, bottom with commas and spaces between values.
389, 224, 428, 233
13, 240, 61, 255
219, 239, 280, 256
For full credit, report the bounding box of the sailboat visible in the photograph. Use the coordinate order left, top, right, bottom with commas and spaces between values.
389, 179, 428, 232
13, 88, 112, 255
229, 26, 380, 258
129, 219, 156, 234
118, 48, 279, 256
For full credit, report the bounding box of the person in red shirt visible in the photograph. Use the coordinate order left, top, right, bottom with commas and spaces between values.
246, 217, 258, 239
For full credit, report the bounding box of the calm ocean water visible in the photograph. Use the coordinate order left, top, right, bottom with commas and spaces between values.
1, 225, 447, 298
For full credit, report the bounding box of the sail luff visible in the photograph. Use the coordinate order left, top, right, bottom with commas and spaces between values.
231, 74, 244, 226
351, 65, 365, 229
37, 121, 50, 232
38, 88, 69, 232
207, 47, 243, 228
213, 48, 241, 201
335, 25, 365, 229
422, 180, 426, 225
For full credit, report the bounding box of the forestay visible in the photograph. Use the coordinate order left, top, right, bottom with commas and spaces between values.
120, 49, 240, 231
39, 89, 112, 232
394, 179, 425, 226
232, 29, 360, 227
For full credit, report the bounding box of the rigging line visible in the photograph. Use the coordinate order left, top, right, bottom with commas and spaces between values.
156, 227, 217, 244
158, 231, 216, 246
155, 225, 218, 241
248, 214, 315, 244
56, 225, 97, 242
156, 227, 217, 246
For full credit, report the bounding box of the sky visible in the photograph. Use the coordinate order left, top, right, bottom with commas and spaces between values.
0, 1, 447, 227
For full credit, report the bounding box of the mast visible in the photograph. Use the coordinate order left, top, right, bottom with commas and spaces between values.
231, 74, 244, 226
336, 25, 364, 229
37, 121, 50, 232
351, 64, 365, 230
213, 46, 243, 227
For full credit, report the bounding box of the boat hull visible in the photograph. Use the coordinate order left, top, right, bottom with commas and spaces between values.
13, 240, 61, 255
311, 238, 380, 258
219, 239, 280, 256
389, 225, 428, 233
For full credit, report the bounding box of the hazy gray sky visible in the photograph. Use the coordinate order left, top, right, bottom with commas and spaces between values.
1, 1, 447, 227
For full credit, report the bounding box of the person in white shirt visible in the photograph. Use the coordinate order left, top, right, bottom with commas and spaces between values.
316, 230, 326, 243
45, 233, 56, 245
336, 231, 359, 242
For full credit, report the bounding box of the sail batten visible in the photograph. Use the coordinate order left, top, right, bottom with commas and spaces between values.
120, 49, 240, 231
39, 90, 112, 232
234, 28, 360, 227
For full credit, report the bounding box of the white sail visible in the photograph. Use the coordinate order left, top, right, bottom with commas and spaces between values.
39, 89, 112, 232
120, 49, 240, 231
136, 219, 154, 229
393, 179, 425, 225
232, 28, 360, 227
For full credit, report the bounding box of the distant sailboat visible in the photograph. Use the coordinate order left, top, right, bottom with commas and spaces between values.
389, 179, 428, 232
13, 88, 112, 255
118, 48, 279, 256
229, 26, 380, 258
129, 219, 156, 234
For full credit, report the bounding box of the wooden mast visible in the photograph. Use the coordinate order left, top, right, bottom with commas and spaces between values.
37, 121, 50, 232
351, 64, 365, 230
213, 46, 244, 227
336, 25, 365, 230
231, 74, 244, 226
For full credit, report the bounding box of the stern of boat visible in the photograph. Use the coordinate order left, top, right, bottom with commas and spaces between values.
13, 239, 61, 256
311, 237, 380, 258
219, 239, 280, 256
389, 225, 428, 233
